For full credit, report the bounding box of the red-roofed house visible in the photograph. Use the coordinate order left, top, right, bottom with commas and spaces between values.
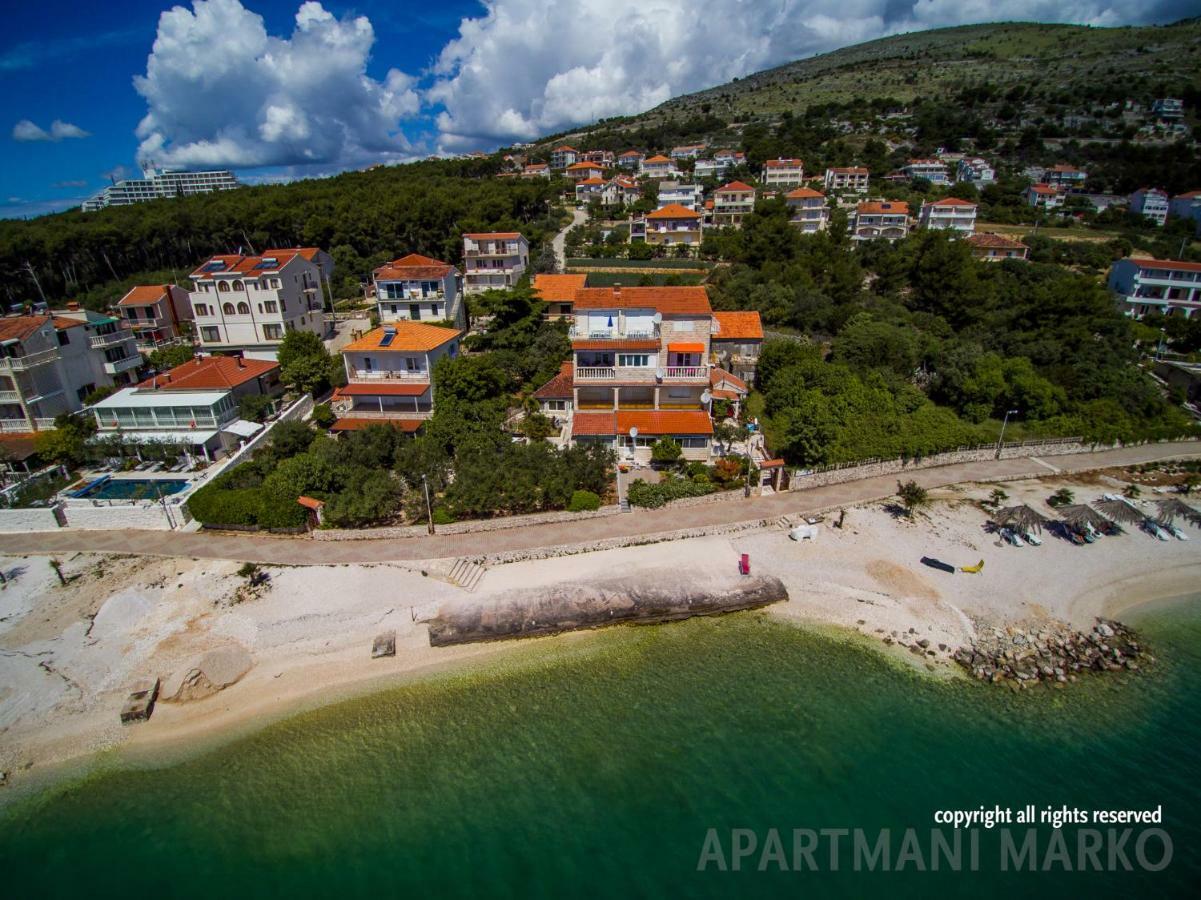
709, 367, 749, 416
762, 158, 805, 187
618, 150, 645, 170
522, 163, 550, 179
575, 176, 608, 204
188, 248, 332, 360
1108, 257, 1201, 318
373, 253, 463, 327
785, 187, 829, 233
568, 285, 717, 460
852, 201, 909, 241
550, 146, 578, 170
332, 322, 463, 431
533, 360, 574, 426
462, 233, 529, 293
824, 167, 870, 193
634, 204, 703, 248
117, 285, 193, 352
966, 233, 1030, 262
711, 311, 763, 381
1025, 183, 1063, 210
566, 161, 605, 181
639, 155, 681, 179
902, 159, 950, 185
918, 198, 977, 234
712, 181, 757, 227
534, 274, 588, 317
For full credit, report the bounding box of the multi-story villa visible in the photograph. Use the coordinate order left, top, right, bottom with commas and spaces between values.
693, 159, 728, 180
550, 146, 578, 169
713, 150, 746, 168
1130, 188, 1170, 227
633, 204, 703, 248
1108, 257, 1201, 318
712, 181, 756, 227
618, 150, 645, 170
1025, 183, 1063, 210
1043, 164, 1087, 188
657, 181, 703, 212
670, 144, 707, 160
533, 360, 574, 428
917, 198, 977, 234
90, 356, 280, 460
331, 322, 462, 433
566, 161, 605, 181
580, 150, 614, 166
761, 158, 805, 188
639, 155, 681, 179
1152, 98, 1184, 121
966, 233, 1030, 262
605, 176, 641, 206
117, 285, 193, 353
851, 200, 909, 241
534, 274, 588, 318
462, 233, 529, 293
373, 253, 463, 327
522, 163, 550, 178
824, 167, 870, 193
0, 313, 130, 434
956, 157, 995, 185
567, 285, 715, 461
710, 310, 763, 382
785, 187, 829, 233
188, 248, 332, 360
575, 177, 608, 204
902, 159, 950, 184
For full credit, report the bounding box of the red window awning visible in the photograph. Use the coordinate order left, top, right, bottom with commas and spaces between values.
667, 342, 704, 353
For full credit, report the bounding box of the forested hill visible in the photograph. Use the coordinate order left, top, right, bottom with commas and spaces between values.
0, 157, 558, 310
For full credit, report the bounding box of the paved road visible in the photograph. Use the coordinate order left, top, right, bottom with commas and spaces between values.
3, 443, 1197, 564
552, 207, 587, 271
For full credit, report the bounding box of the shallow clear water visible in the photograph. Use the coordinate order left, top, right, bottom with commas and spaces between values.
74, 477, 190, 500
2, 599, 1198, 898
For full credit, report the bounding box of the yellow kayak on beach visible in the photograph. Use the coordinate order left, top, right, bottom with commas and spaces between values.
960, 560, 985, 574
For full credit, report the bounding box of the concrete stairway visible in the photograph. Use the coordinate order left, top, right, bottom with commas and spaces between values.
447, 558, 487, 592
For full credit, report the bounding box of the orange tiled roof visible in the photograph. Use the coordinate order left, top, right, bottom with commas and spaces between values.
1028, 184, 1058, 195
646, 203, 700, 220
0, 432, 39, 461
1130, 257, 1201, 273
967, 233, 1029, 250
717, 181, 755, 193
534, 273, 587, 303
925, 198, 977, 207
618, 410, 713, 435
374, 253, 455, 281
643, 155, 672, 164
713, 311, 763, 341
331, 418, 424, 433
710, 367, 748, 392
553, 145, 577, 153
463, 232, 524, 240
576, 177, 607, 186
118, 285, 171, 306
573, 286, 711, 315
857, 200, 909, 215
52, 316, 86, 330
572, 339, 660, 351
343, 323, 462, 353
567, 162, 603, 171
827, 167, 869, 175
0, 316, 50, 343
786, 187, 825, 199
136, 355, 275, 391
619, 150, 643, 157
533, 361, 574, 399
190, 248, 316, 278
335, 383, 429, 397
764, 158, 803, 168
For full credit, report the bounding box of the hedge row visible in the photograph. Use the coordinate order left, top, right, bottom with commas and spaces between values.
625, 478, 716, 509
186, 480, 307, 530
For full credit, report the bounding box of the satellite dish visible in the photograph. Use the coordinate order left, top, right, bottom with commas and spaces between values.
701, 390, 712, 404
629, 426, 639, 439
652, 312, 663, 324
655, 368, 666, 380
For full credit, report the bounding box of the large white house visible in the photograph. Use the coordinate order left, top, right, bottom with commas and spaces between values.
761, 158, 805, 188
824, 167, 870, 193
462, 233, 529, 293
1108, 257, 1201, 319
785, 188, 829, 233
902, 159, 950, 185
1130, 188, 1169, 227
188, 248, 333, 360
851, 201, 909, 241
657, 181, 703, 212
956, 157, 995, 185
918, 198, 977, 234
117, 285, 193, 353
373, 254, 464, 327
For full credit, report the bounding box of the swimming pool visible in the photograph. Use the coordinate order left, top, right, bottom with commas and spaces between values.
71, 477, 190, 501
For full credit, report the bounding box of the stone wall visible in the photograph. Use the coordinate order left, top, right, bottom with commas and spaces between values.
0, 507, 62, 533
313, 503, 624, 541
61, 502, 180, 530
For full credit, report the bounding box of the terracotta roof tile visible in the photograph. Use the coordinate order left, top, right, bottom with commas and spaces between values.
785, 187, 825, 199
571, 412, 617, 436
967, 233, 1029, 250
717, 181, 755, 193
0, 316, 50, 343
136, 355, 275, 391
764, 158, 803, 168
1130, 257, 1201, 273
534, 274, 587, 303
334, 383, 429, 397
533, 361, 574, 399
463, 232, 525, 240
573, 286, 711, 315
710, 367, 748, 392
190, 248, 315, 278
712, 311, 763, 341
857, 200, 909, 215
645, 203, 701, 220
118, 285, 172, 307
617, 410, 713, 435
331, 418, 424, 433
374, 253, 456, 281
924, 198, 977, 207
342, 323, 462, 353
571, 339, 661, 350
643, 155, 673, 164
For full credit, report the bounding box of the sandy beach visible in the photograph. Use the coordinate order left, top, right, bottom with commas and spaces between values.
1, 470, 1198, 794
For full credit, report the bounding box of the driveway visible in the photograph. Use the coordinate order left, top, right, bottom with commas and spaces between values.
552, 207, 588, 271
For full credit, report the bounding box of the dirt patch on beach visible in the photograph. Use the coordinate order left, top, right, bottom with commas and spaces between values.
865, 560, 939, 603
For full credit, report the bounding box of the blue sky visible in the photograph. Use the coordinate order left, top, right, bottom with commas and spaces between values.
0, 0, 1190, 220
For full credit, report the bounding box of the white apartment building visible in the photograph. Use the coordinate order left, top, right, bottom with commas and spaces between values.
331, 322, 462, 432
956, 157, 995, 185
761, 158, 805, 188
657, 181, 704, 212
188, 248, 333, 360
117, 284, 193, 353
1130, 188, 1170, 227
462, 233, 529, 293
693, 159, 728, 180
712, 181, 756, 228
918, 198, 977, 234
785, 188, 829, 233
670, 144, 706, 160
82, 167, 239, 212
851, 201, 909, 241
902, 159, 950, 185
1025, 184, 1063, 210
824, 167, 870, 193
640, 155, 681, 179
618, 150, 645, 170
550, 146, 578, 170
1151, 99, 1184, 121
0, 313, 130, 434
1108, 257, 1201, 318
373, 254, 464, 327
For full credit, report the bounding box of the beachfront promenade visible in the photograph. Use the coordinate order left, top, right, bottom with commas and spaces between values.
3, 442, 1199, 564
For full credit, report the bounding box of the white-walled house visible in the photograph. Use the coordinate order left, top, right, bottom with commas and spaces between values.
373, 253, 463, 327
918, 198, 977, 234
640, 155, 681, 179
824, 167, 870, 193
785, 188, 829, 233
761, 158, 805, 188
462, 233, 529, 293
1170, 191, 1201, 225
1108, 257, 1201, 318
902, 159, 949, 184
956, 157, 995, 185
188, 248, 332, 361
331, 322, 462, 433
1025, 184, 1063, 210
967, 233, 1030, 262
657, 181, 703, 212
712, 181, 756, 227
117, 285, 193, 353
1130, 188, 1169, 227
851, 201, 909, 241
550, 146, 578, 169
618, 150, 645, 170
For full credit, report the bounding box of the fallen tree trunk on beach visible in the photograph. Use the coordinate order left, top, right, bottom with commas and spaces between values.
425, 573, 789, 646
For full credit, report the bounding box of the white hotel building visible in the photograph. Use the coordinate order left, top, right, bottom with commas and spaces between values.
188, 248, 334, 360
82, 167, 240, 212
462, 233, 529, 293
1108, 257, 1201, 319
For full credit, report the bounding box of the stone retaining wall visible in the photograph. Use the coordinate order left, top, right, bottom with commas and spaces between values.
61, 502, 182, 531
0, 507, 62, 533
312, 503, 623, 541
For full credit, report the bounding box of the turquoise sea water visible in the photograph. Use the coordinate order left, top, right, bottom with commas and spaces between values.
1, 599, 1199, 898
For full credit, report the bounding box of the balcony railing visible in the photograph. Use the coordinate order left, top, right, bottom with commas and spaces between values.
575, 366, 706, 381
349, 370, 430, 381
104, 355, 142, 375
90, 332, 135, 349
570, 328, 656, 340
0, 349, 58, 372
665, 366, 707, 379
337, 408, 434, 420
576, 367, 617, 380
465, 248, 520, 258
0, 390, 20, 403
0, 417, 54, 433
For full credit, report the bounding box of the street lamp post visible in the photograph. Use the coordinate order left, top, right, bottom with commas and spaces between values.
996, 409, 1019, 459
421, 474, 435, 535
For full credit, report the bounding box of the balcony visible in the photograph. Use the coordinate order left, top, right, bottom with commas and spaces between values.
349, 370, 430, 381
336, 408, 434, 421
89, 332, 135, 350
665, 366, 707, 379
104, 355, 142, 376
0, 390, 18, 403
0, 417, 54, 433
125, 316, 170, 331
569, 328, 657, 341
576, 367, 617, 380
575, 366, 706, 382
465, 247, 520, 258
0, 348, 58, 372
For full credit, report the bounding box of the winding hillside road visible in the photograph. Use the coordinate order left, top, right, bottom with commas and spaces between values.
2, 443, 1198, 565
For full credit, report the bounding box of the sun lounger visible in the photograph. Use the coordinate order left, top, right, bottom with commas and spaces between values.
1022, 531, 1042, 546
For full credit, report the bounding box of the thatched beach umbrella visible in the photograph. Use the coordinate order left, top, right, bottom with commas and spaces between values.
1058, 504, 1116, 532
1156, 498, 1201, 527
1092, 498, 1146, 526
993, 504, 1052, 533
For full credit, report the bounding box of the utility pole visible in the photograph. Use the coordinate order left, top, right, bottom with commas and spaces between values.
422, 474, 435, 535
995, 409, 1019, 459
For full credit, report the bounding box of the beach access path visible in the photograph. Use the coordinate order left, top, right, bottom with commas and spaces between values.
4, 442, 1198, 564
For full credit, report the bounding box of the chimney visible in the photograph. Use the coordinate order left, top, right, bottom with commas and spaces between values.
613, 283, 621, 301
237, 357, 245, 368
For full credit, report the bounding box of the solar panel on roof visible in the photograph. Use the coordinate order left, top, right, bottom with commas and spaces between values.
202, 260, 227, 272
379, 328, 396, 347
253, 258, 278, 269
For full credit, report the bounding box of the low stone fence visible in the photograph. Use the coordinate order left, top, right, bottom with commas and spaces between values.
0, 507, 62, 533
313, 503, 623, 541
60, 501, 184, 531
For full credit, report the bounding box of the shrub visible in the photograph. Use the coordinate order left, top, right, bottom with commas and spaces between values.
432, 506, 456, 525
626, 477, 716, 508
238, 394, 273, 423
311, 403, 336, 429
650, 437, 683, 465
896, 480, 929, 515
567, 489, 601, 511
186, 485, 264, 527
1047, 487, 1074, 508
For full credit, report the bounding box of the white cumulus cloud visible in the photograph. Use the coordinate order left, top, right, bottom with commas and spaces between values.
133, 0, 421, 170
12, 119, 91, 142
426, 0, 1176, 151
